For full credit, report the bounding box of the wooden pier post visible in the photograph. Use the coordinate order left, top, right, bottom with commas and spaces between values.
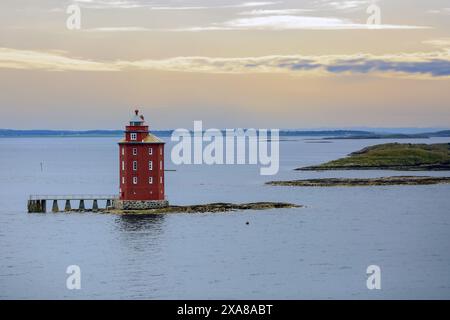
64, 200, 71, 212
27, 200, 35, 213
27, 200, 48, 213
92, 200, 99, 212
52, 200, 59, 213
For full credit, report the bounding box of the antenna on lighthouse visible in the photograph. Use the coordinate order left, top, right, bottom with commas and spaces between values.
135, 109, 139, 116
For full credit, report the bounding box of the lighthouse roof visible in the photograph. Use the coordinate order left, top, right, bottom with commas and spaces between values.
119, 132, 164, 144
143, 133, 164, 143
130, 114, 144, 123
130, 109, 145, 125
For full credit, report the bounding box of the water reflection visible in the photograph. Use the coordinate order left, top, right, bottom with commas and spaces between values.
114, 215, 167, 255
115, 214, 166, 233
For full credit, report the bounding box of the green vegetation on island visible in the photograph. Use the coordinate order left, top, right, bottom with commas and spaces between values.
298, 143, 450, 171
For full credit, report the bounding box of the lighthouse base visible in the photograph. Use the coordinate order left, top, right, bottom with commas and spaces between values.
113, 200, 169, 210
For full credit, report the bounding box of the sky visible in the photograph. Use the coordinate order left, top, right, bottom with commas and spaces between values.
0, 0, 449, 130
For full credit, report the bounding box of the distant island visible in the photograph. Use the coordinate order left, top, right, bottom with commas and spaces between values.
0, 129, 173, 137
322, 130, 450, 140
0, 129, 377, 137
267, 176, 450, 187
2, 128, 449, 138
298, 143, 450, 171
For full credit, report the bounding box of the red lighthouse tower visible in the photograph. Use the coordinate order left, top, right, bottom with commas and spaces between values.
116, 110, 168, 210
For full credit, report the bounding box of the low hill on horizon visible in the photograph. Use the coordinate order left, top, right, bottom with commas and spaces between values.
1, 128, 449, 138
298, 143, 450, 171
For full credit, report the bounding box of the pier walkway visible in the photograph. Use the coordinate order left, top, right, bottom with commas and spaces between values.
28, 195, 118, 213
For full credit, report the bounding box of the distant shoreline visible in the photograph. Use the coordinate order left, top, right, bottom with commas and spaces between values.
0, 134, 123, 138
0, 129, 172, 138
1, 129, 450, 138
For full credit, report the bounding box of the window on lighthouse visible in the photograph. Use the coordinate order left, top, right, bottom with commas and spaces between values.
133, 161, 137, 171
149, 147, 153, 155
149, 177, 153, 184
132, 148, 137, 155
122, 161, 125, 171
131, 133, 137, 141
149, 161, 153, 171
160, 160, 162, 170
133, 177, 138, 184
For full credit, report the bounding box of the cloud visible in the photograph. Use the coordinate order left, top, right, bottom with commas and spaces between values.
325, 58, 450, 77
232, 2, 280, 8
73, 0, 145, 9
86, 27, 152, 32
72, 0, 280, 10
423, 38, 450, 48
175, 15, 428, 31
427, 8, 450, 15
0, 48, 119, 71
315, 0, 374, 11
1, 47, 450, 79
70, 0, 426, 32
238, 9, 315, 15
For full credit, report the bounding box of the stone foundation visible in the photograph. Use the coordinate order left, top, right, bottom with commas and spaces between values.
113, 200, 169, 210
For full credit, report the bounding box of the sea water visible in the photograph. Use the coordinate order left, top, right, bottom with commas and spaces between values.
0, 136, 449, 299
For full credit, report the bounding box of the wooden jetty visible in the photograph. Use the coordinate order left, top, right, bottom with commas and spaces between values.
28, 195, 118, 213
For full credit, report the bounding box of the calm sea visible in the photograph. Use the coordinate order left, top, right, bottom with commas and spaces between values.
1, 136, 450, 299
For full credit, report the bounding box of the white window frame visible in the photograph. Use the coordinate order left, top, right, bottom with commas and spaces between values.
160, 176, 163, 184
122, 177, 125, 184
160, 148, 163, 155
133, 177, 138, 185
122, 147, 124, 156
130, 133, 137, 141
149, 160, 153, 171
160, 160, 162, 170
122, 161, 125, 171
149, 147, 153, 155
149, 177, 153, 184
133, 148, 137, 156
133, 161, 137, 171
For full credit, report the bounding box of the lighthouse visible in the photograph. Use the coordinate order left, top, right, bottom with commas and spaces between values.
114, 110, 169, 210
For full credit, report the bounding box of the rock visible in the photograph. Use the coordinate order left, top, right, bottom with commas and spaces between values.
266, 176, 450, 187
105, 202, 301, 215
